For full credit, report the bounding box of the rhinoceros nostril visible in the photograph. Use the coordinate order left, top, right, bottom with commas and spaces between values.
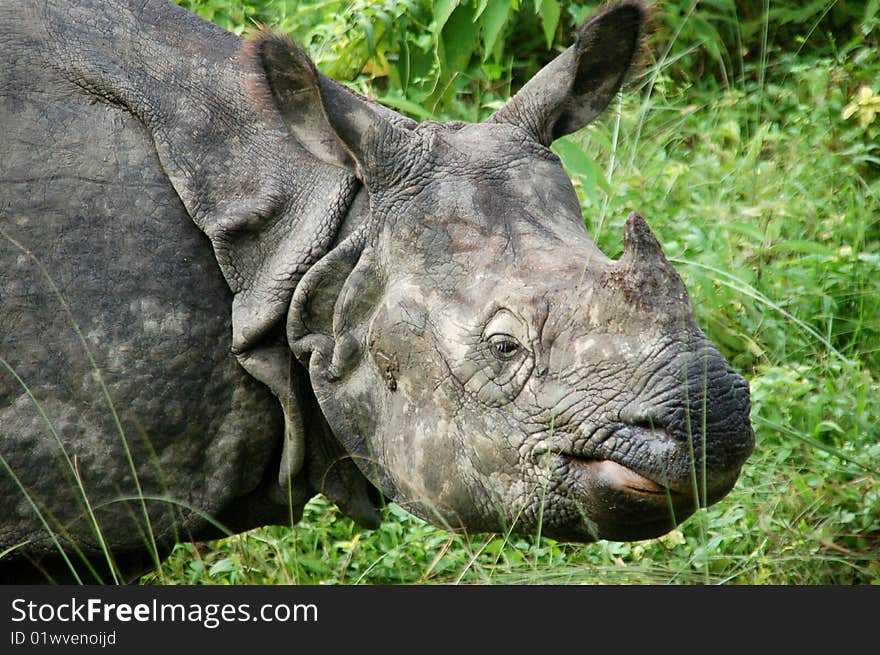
623, 413, 671, 434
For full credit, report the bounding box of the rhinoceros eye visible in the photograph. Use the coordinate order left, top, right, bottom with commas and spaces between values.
487, 333, 521, 360
483, 309, 529, 362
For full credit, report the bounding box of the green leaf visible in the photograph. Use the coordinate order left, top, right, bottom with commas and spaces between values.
442, 4, 479, 74
377, 93, 437, 121
539, 0, 560, 48
358, 17, 375, 53
726, 221, 766, 243
552, 141, 582, 174
769, 240, 836, 257
552, 139, 611, 195
480, 0, 511, 62
208, 558, 237, 576
432, 0, 459, 35
294, 555, 328, 573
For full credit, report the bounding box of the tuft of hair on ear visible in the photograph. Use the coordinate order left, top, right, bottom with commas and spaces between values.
610, 0, 657, 93
591, 1, 656, 94
241, 29, 318, 116
577, 0, 652, 88
240, 28, 268, 110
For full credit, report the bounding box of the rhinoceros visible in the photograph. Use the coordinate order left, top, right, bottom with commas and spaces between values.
0, 0, 754, 583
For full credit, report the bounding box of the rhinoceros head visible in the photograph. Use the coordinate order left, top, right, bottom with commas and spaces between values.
246, 0, 754, 542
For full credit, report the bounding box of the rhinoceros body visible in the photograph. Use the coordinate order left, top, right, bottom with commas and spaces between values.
0, 0, 754, 583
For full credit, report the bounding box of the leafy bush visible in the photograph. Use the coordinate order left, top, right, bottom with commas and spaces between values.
175, 1, 880, 118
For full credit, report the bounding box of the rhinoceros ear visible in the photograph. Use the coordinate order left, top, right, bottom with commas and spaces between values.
245, 32, 416, 181
488, 0, 645, 145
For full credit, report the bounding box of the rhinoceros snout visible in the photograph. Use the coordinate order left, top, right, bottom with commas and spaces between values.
615, 345, 755, 500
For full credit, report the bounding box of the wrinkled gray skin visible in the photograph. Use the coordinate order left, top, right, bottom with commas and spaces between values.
0, 0, 754, 583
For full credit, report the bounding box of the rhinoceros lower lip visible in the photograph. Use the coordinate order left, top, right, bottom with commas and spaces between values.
562, 456, 682, 497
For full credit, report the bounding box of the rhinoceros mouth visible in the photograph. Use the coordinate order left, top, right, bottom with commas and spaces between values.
569, 458, 671, 494
544, 424, 745, 541
560, 455, 690, 500
544, 452, 698, 541
555, 420, 745, 502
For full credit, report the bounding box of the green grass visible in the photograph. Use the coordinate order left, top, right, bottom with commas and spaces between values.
137, 2, 880, 585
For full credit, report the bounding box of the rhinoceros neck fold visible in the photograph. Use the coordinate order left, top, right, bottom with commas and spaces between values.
37, 0, 362, 358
